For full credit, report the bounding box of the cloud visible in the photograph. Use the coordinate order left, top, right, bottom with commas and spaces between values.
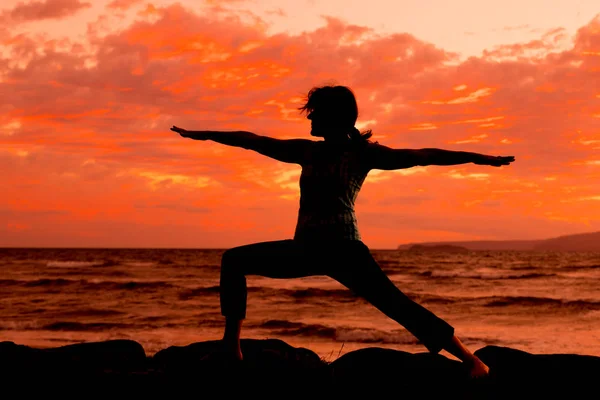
133, 202, 211, 213
0, 5, 599, 247
6, 0, 91, 22
501, 24, 530, 32
106, 0, 143, 11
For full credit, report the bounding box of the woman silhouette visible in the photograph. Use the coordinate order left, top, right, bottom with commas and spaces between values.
171, 85, 514, 378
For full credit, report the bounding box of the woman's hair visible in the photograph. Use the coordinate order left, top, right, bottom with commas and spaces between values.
298, 85, 373, 144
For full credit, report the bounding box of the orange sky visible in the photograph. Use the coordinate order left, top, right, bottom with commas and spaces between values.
1, 0, 599, 249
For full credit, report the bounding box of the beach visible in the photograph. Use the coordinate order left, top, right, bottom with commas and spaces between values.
2, 247, 600, 361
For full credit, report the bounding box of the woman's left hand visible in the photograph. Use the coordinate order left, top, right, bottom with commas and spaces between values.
171, 125, 191, 138
475, 155, 515, 167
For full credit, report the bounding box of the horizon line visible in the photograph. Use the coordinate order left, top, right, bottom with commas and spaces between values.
0, 246, 400, 251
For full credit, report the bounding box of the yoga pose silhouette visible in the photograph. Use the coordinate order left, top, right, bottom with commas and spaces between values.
171, 85, 515, 378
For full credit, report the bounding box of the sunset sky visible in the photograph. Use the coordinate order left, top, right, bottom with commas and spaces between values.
1, 0, 599, 249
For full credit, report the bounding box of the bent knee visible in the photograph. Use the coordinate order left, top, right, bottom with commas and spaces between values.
221, 248, 246, 276
222, 248, 240, 264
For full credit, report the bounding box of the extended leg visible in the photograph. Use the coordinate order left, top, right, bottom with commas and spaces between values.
328, 241, 489, 377
329, 242, 454, 353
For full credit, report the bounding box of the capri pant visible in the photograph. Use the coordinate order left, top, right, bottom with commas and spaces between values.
219, 239, 454, 354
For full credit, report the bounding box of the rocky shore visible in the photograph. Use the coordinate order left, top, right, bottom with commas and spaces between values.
2, 338, 598, 398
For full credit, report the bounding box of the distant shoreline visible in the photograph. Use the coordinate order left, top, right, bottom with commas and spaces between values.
397, 230, 600, 252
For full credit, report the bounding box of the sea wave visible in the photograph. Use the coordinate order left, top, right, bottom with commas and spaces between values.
41, 321, 135, 331
0, 278, 176, 291
0, 320, 135, 331
482, 295, 600, 310
256, 319, 418, 345
418, 271, 556, 280
45, 260, 121, 268
178, 286, 221, 300
562, 264, 600, 270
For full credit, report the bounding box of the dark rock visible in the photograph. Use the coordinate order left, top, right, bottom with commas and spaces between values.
0, 340, 150, 395
331, 347, 464, 381
329, 347, 487, 397
152, 338, 330, 391
153, 337, 322, 367
0, 339, 146, 372
475, 345, 600, 397
476, 345, 600, 381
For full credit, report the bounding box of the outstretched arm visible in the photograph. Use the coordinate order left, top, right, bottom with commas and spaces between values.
171, 126, 313, 165
365, 143, 515, 170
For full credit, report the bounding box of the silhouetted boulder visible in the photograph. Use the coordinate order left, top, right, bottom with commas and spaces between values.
152, 338, 330, 390
329, 347, 486, 397
154, 338, 322, 367
475, 345, 600, 397
331, 347, 463, 381
0, 339, 146, 373
0, 339, 150, 395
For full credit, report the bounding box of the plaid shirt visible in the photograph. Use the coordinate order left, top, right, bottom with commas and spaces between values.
293, 142, 369, 241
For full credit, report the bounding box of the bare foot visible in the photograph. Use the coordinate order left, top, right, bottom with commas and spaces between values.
466, 356, 490, 379
444, 335, 490, 379
232, 349, 243, 361
221, 339, 243, 361
200, 342, 243, 364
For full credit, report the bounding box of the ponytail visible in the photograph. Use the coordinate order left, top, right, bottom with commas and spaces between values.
349, 127, 374, 144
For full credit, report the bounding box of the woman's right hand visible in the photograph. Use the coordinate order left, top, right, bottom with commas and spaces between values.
474, 154, 516, 167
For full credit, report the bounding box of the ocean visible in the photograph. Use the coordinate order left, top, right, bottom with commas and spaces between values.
2, 247, 600, 361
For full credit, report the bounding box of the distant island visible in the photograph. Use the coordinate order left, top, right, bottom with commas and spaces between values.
406, 244, 470, 253
397, 231, 600, 252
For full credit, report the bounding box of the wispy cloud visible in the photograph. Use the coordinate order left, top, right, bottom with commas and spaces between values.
4, 0, 91, 22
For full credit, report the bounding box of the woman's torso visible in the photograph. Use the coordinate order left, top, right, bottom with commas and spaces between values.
293, 141, 370, 242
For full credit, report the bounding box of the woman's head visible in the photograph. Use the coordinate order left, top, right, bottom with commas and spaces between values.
298, 85, 372, 143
